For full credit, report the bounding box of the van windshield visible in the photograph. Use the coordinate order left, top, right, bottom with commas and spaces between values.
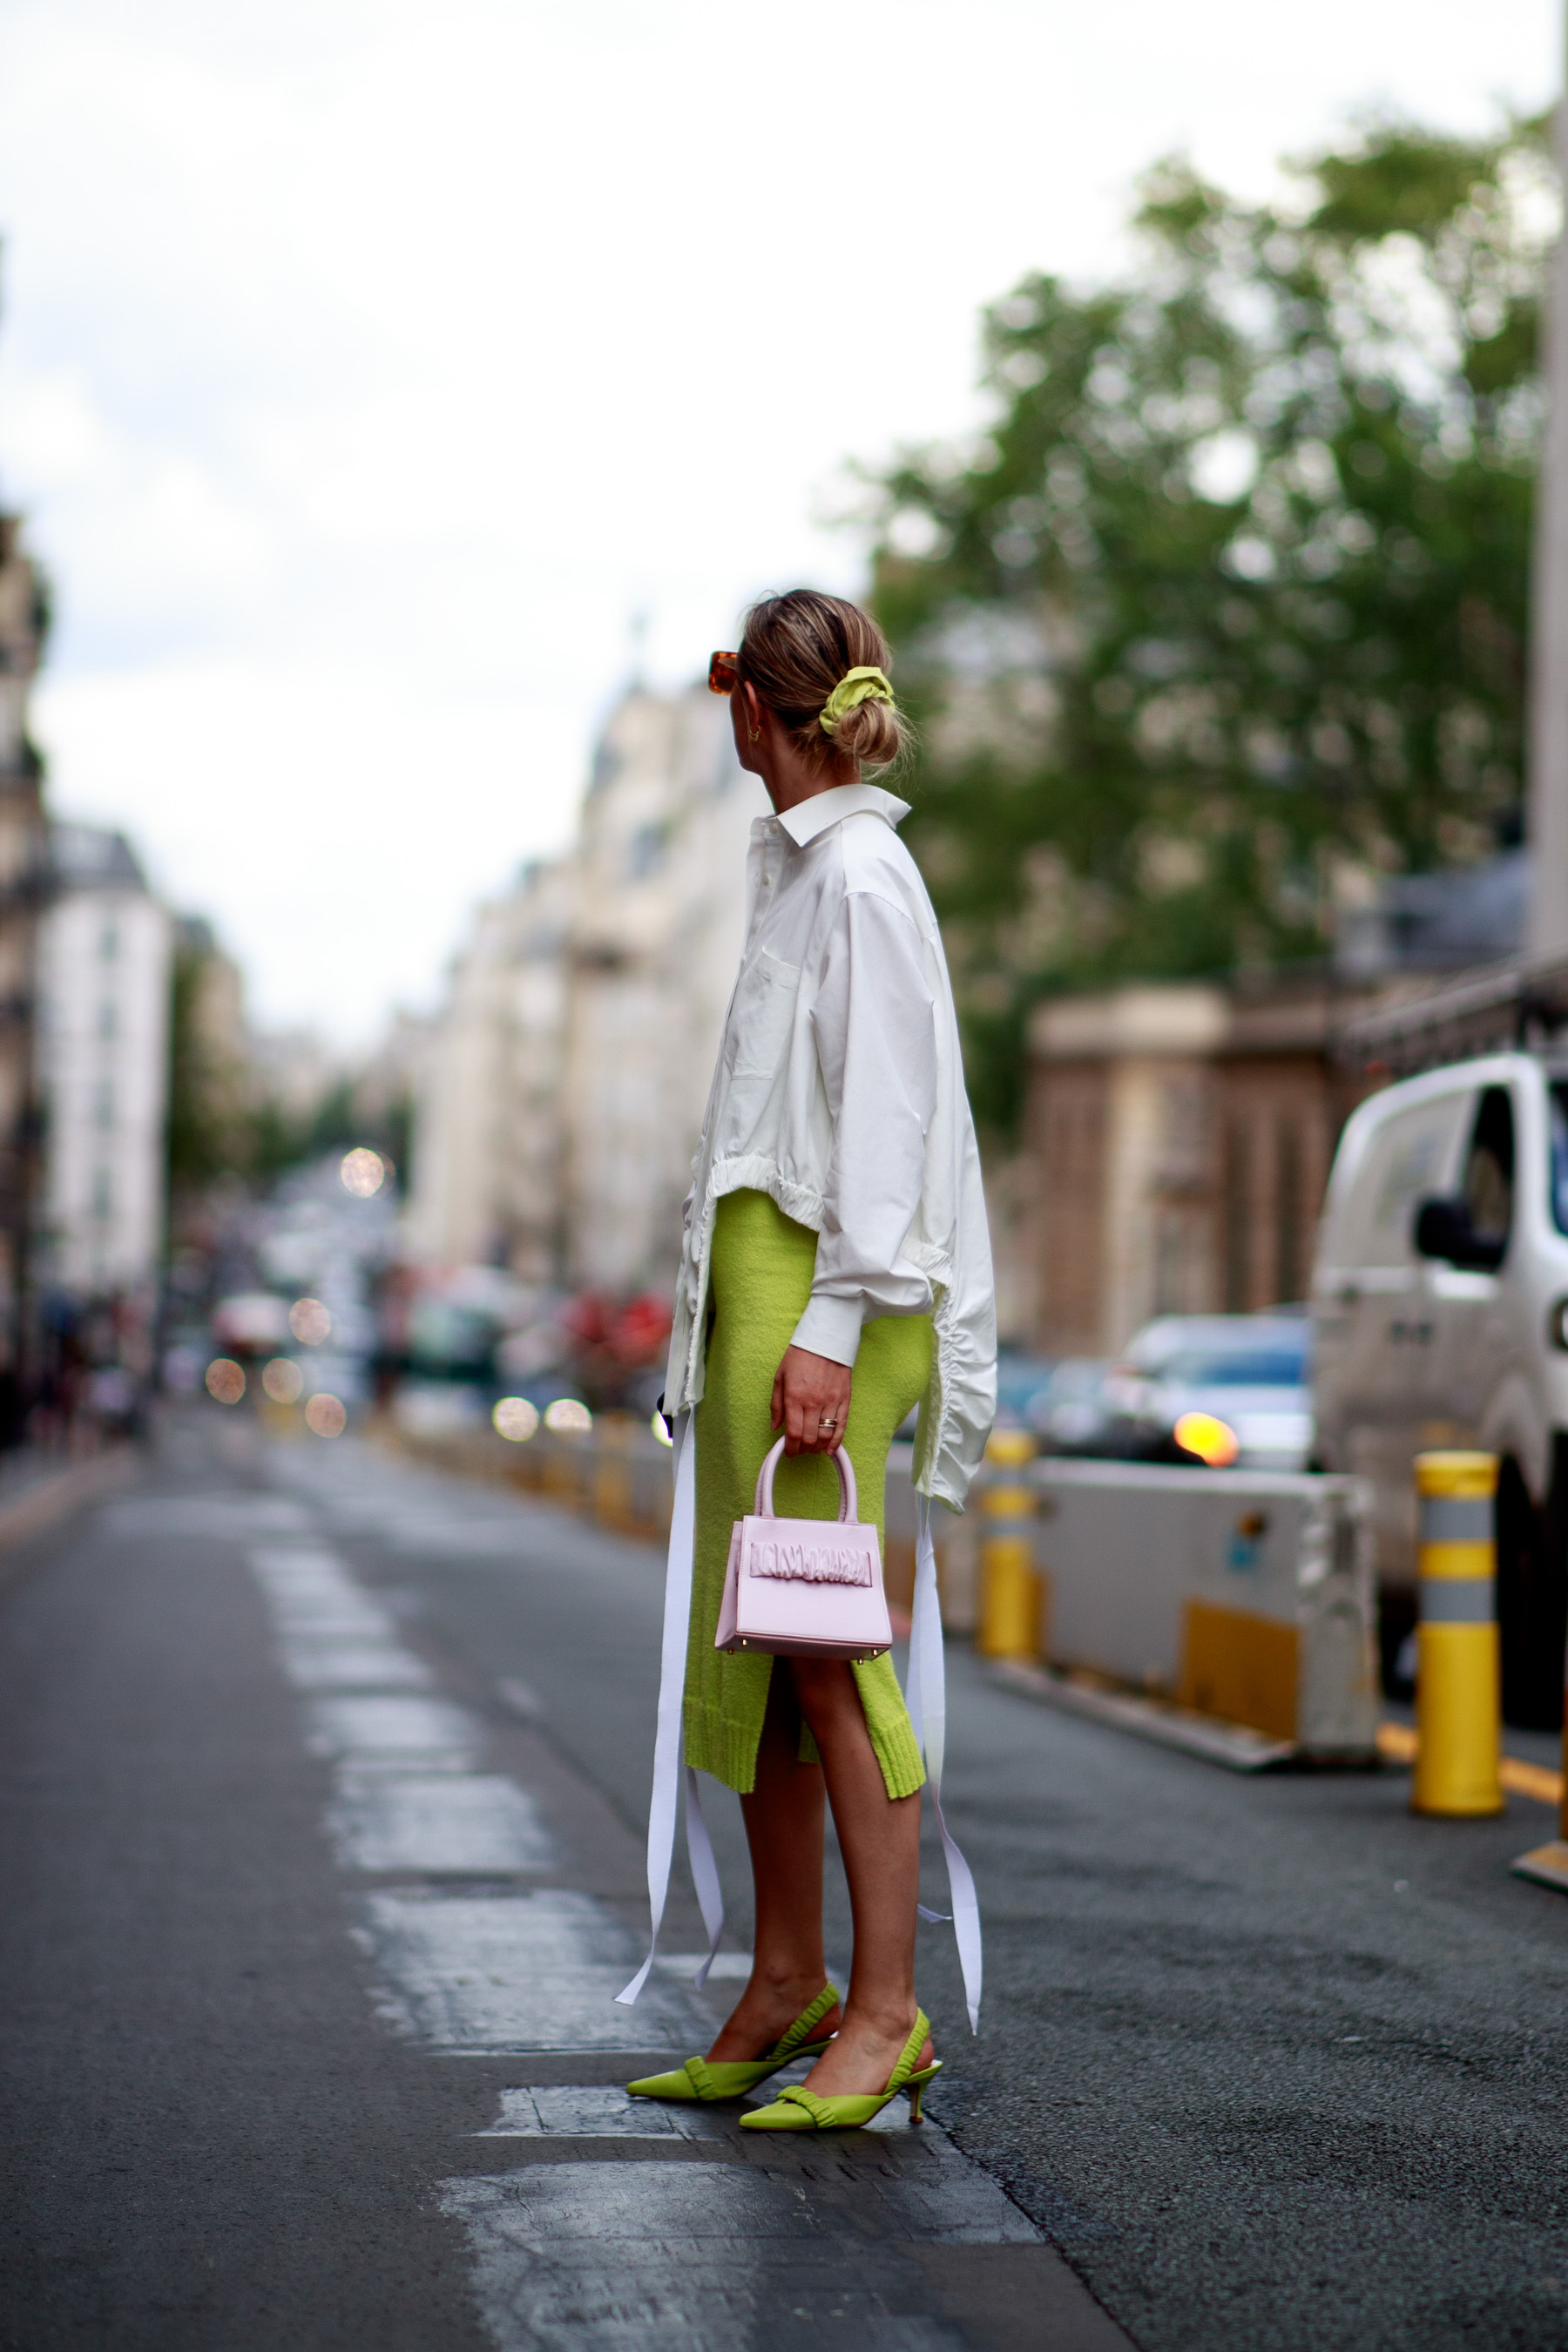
1154, 1347, 1308, 1389
1551, 1085, 1568, 1235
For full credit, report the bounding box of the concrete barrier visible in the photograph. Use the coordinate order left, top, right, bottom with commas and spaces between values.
970, 1456, 1379, 1764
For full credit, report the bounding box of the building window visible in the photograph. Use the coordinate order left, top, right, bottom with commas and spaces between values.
99, 922, 118, 963
1275, 1117, 1302, 1305
625, 821, 668, 881
97, 1001, 115, 1041
94, 1078, 114, 1132
1155, 1209, 1190, 1315
91, 1166, 112, 1224
1224, 1119, 1250, 1312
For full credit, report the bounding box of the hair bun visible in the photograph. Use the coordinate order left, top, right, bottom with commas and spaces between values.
736, 588, 909, 777
829, 696, 902, 767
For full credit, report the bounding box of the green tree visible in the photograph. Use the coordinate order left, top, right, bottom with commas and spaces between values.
166, 934, 249, 1192
863, 117, 1553, 1128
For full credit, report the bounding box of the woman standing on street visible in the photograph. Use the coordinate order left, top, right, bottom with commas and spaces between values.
624, 588, 995, 2131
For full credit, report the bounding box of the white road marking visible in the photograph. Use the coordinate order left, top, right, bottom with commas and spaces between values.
103, 1497, 316, 1539
438, 2150, 1041, 2351
248, 1544, 361, 1583
383, 1520, 537, 1556
652, 1953, 753, 1980
328, 1774, 556, 1874
475, 2088, 724, 2139
248, 1547, 402, 1644
355, 1890, 713, 2052
278, 1643, 434, 1691
308, 1694, 481, 1767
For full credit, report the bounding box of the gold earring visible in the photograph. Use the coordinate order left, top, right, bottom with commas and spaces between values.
747, 722, 760, 743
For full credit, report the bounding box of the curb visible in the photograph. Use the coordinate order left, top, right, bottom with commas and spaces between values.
987, 1658, 1298, 1771
0, 1447, 139, 1576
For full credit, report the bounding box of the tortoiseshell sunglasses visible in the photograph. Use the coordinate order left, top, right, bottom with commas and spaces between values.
708, 651, 738, 695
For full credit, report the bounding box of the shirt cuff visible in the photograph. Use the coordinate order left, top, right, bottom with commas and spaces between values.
789, 1292, 864, 1369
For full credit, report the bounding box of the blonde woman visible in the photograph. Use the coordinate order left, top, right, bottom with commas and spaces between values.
624, 588, 995, 2131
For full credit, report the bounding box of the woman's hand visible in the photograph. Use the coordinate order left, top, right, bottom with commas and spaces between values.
771, 1345, 853, 1457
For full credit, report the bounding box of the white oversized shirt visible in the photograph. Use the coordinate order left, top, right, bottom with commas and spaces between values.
665, 781, 997, 1509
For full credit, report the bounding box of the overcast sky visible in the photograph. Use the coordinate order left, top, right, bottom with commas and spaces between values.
0, 0, 1558, 1044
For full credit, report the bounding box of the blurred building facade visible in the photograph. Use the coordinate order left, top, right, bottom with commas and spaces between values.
1016, 848, 1534, 1356
409, 685, 767, 1293
408, 860, 570, 1278
37, 825, 172, 1300
0, 516, 52, 1393
1021, 979, 1355, 1354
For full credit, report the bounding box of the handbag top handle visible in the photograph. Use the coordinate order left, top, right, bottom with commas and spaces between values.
753, 1434, 859, 1525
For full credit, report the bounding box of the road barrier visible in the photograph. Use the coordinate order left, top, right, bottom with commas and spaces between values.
963, 1454, 1379, 1763
389, 1413, 988, 1631
1411, 1451, 1503, 1819
387, 1414, 1371, 1761
389, 1411, 677, 1542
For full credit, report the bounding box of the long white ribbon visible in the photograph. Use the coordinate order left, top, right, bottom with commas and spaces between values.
617, 1412, 724, 2002
905, 1494, 983, 2032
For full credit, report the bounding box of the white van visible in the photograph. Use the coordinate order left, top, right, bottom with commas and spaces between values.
1311, 1050, 1568, 1729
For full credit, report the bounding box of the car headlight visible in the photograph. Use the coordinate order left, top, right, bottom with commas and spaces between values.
1173, 1410, 1240, 1468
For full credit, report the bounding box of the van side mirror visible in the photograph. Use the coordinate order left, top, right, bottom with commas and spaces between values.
1413, 1194, 1505, 1272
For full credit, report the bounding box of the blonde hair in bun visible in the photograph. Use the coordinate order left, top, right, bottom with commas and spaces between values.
737, 588, 909, 777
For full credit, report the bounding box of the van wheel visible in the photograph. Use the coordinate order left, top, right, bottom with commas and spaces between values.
1497, 1453, 1566, 1733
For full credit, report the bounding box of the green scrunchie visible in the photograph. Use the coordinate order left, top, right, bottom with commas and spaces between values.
818, 666, 896, 735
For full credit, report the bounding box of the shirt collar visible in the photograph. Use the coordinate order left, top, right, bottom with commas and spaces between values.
774, 781, 912, 848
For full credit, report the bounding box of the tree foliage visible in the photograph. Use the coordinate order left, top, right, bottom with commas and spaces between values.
863, 118, 1554, 1126
167, 936, 408, 1200
166, 936, 249, 1193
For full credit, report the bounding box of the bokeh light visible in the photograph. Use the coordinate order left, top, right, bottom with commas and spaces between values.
492, 1396, 539, 1442
1173, 1410, 1240, 1468
304, 1392, 347, 1438
340, 1147, 386, 1199
288, 1297, 333, 1346
261, 1358, 304, 1405
205, 1358, 246, 1405
544, 1397, 592, 1435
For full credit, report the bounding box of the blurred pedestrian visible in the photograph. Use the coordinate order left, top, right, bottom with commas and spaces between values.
627, 589, 995, 2129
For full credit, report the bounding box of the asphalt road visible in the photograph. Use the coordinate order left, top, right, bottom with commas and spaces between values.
3, 1412, 1568, 2351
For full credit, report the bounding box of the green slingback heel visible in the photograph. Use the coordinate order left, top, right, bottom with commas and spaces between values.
626, 1981, 841, 2104
739, 2007, 940, 2132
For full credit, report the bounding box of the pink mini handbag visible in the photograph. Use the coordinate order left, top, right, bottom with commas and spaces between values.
714, 1435, 892, 1661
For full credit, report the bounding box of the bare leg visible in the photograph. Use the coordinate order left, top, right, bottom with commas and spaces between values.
788, 1658, 933, 2094
706, 1666, 842, 2060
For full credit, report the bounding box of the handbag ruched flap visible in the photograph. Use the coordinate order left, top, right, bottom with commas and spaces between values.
715, 1436, 892, 1660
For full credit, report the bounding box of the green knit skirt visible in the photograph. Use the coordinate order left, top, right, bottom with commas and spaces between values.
684, 1187, 932, 1801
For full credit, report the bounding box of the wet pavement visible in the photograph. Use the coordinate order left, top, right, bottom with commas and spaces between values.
5, 1412, 1568, 2349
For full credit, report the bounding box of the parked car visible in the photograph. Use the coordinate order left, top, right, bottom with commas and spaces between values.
1311, 1049, 1568, 1727
1028, 1358, 1118, 1454
1099, 1313, 1313, 1473
992, 1353, 1058, 1430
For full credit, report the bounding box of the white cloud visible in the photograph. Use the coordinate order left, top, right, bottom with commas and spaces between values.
0, 0, 1557, 1040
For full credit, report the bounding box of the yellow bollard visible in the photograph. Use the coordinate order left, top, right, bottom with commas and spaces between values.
977, 1428, 1041, 1659
1411, 1451, 1503, 1818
